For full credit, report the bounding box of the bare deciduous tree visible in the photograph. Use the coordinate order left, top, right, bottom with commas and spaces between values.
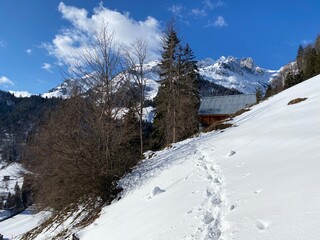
24, 23, 140, 210
123, 39, 149, 156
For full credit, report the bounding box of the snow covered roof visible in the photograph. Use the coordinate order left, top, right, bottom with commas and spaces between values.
198, 94, 256, 115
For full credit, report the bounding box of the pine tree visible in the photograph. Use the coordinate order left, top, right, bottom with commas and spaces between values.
314, 35, 320, 74
304, 45, 317, 79
14, 182, 23, 210
296, 44, 305, 73
153, 22, 199, 148
177, 44, 200, 139
153, 21, 181, 147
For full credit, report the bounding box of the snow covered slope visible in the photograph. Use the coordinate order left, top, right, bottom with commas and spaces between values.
0, 162, 26, 220
0, 207, 51, 239
75, 75, 320, 240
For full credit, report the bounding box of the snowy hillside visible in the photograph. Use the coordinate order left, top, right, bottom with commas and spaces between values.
71, 75, 319, 240
198, 56, 279, 94
0, 162, 25, 220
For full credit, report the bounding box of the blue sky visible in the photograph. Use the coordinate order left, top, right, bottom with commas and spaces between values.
0, 0, 320, 94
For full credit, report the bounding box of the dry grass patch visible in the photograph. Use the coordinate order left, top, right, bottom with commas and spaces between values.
205, 121, 233, 133
288, 97, 308, 105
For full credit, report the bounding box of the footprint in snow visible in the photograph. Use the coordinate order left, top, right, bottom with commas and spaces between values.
254, 189, 263, 194
226, 150, 236, 157
152, 186, 165, 196
147, 186, 165, 199
255, 219, 269, 231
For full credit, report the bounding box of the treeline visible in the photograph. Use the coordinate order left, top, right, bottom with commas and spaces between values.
264, 34, 320, 98
23, 22, 199, 214
284, 34, 320, 89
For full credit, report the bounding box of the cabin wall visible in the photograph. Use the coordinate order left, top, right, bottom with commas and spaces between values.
199, 114, 230, 126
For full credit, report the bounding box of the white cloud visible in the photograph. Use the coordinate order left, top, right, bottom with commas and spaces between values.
214, 0, 225, 8
26, 49, 32, 55
0, 76, 14, 87
190, 0, 225, 19
203, 0, 225, 9
169, 4, 184, 18
0, 40, 6, 48
43, 2, 162, 67
204, 16, 227, 28
191, 8, 207, 18
41, 63, 53, 73
214, 16, 227, 27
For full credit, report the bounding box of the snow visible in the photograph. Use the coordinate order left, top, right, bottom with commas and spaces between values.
41, 90, 65, 99
40, 56, 276, 101
75, 74, 320, 240
8, 91, 33, 98
0, 207, 51, 239
0, 162, 26, 220
142, 106, 154, 123
3, 74, 319, 239
198, 56, 279, 94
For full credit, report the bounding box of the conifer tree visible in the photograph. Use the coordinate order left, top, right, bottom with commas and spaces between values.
153, 21, 199, 148
304, 45, 317, 79
177, 44, 200, 139
153, 21, 181, 147
296, 44, 305, 73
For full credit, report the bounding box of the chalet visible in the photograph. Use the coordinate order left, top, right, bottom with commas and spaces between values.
198, 94, 257, 126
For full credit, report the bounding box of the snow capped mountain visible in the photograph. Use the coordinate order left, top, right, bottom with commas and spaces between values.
41, 56, 280, 99
41, 78, 90, 99
42, 61, 161, 100
198, 56, 279, 94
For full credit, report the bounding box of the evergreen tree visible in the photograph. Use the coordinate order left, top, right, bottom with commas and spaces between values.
14, 182, 23, 210
314, 35, 320, 74
304, 45, 317, 79
296, 44, 305, 73
153, 22, 199, 148
177, 44, 200, 139
153, 21, 181, 147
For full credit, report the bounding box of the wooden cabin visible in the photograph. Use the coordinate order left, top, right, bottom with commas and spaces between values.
198, 94, 257, 126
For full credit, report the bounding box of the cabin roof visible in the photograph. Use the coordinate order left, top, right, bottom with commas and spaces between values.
198, 94, 256, 115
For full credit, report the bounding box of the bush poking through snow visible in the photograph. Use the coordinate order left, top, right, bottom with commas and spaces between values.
288, 97, 308, 105
205, 121, 233, 133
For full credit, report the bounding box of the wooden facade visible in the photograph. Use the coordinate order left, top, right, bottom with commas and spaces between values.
198, 114, 230, 126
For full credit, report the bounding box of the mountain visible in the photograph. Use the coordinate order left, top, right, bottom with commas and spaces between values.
4, 74, 319, 239
198, 56, 279, 94
41, 56, 280, 99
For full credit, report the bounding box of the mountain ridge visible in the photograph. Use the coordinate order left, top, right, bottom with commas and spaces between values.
37, 56, 281, 99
